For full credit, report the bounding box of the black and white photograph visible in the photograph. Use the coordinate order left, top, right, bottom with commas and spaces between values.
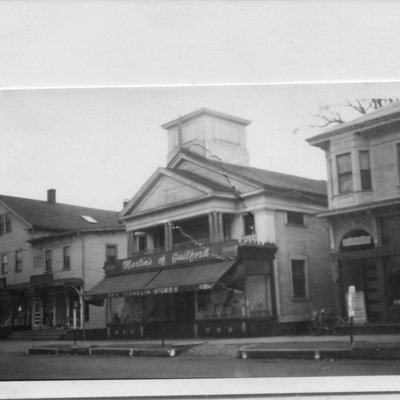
1, 1, 400, 399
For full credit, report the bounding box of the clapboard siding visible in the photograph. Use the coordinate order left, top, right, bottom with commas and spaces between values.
371, 133, 400, 201
83, 233, 127, 329
275, 211, 334, 322
0, 204, 34, 287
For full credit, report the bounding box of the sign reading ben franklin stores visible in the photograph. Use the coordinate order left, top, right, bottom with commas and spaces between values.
104, 241, 238, 276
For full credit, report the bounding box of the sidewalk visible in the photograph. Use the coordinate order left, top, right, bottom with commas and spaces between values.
1, 333, 399, 360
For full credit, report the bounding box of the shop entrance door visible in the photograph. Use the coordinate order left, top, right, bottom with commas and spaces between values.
174, 292, 194, 337
362, 260, 385, 322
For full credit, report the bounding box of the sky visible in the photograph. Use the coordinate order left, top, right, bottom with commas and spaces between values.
2, 0, 400, 211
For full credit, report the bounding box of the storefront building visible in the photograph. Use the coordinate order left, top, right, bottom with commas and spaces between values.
88, 241, 278, 338
308, 101, 400, 324
88, 108, 335, 338
0, 189, 126, 336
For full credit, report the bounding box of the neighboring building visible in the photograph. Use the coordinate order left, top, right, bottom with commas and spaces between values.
0, 189, 126, 336
88, 108, 334, 338
308, 101, 400, 324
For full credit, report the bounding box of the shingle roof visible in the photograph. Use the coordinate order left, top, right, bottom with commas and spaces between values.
0, 194, 122, 232
171, 169, 233, 193
175, 149, 327, 196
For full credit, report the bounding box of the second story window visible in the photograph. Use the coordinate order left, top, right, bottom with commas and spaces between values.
137, 235, 147, 252
106, 245, 117, 262
359, 151, 372, 190
63, 246, 70, 269
2, 254, 8, 274
45, 250, 52, 272
5, 214, 11, 233
287, 211, 305, 226
0, 214, 12, 234
337, 153, 353, 193
15, 250, 22, 272
243, 213, 255, 236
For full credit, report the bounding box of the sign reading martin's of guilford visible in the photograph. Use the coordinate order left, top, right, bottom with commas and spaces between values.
104, 241, 238, 276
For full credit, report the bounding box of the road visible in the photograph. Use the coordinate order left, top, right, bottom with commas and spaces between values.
0, 352, 399, 380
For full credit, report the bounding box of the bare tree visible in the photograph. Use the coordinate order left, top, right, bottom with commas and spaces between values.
311, 98, 398, 129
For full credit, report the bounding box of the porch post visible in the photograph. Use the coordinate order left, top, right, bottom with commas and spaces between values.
208, 213, 215, 243
213, 212, 220, 243
164, 222, 172, 251
51, 293, 57, 328
65, 292, 70, 325
218, 212, 224, 242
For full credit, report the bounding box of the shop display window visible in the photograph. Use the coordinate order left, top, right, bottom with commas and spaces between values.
197, 283, 245, 320
386, 257, 400, 306
143, 294, 175, 322
119, 297, 143, 323
245, 275, 270, 318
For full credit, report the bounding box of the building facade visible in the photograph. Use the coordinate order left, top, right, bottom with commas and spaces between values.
308, 102, 400, 324
88, 108, 335, 338
0, 189, 126, 336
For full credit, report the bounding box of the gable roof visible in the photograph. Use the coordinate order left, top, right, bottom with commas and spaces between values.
0, 194, 123, 232
170, 149, 327, 196
120, 149, 328, 220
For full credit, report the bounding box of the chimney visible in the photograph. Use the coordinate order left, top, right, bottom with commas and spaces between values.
123, 199, 129, 208
47, 189, 56, 204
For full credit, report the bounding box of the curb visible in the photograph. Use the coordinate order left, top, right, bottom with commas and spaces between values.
26, 346, 181, 357
238, 346, 400, 360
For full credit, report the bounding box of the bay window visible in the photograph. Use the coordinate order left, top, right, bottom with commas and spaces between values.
337, 153, 353, 193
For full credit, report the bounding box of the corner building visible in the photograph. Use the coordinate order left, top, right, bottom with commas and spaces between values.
88, 108, 334, 338
308, 102, 400, 325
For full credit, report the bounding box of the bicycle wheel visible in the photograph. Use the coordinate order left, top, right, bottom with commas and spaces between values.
307, 320, 324, 336
331, 317, 346, 335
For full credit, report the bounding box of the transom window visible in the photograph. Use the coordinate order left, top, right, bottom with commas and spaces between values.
337, 153, 353, 193
359, 151, 372, 191
291, 259, 307, 299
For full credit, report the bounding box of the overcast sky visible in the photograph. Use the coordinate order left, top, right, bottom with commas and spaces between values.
2, 1, 400, 211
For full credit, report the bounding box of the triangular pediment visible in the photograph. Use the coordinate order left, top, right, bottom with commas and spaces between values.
134, 173, 211, 214
120, 152, 262, 219
121, 167, 236, 217
171, 153, 260, 193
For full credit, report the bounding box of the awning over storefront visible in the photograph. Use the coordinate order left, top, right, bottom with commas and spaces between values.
86, 260, 236, 300
86, 270, 159, 300
143, 260, 236, 294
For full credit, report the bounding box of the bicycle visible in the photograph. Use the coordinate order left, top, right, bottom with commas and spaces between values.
307, 309, 347, 336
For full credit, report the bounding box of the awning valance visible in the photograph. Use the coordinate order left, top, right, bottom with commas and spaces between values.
85, 260, 236, 300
